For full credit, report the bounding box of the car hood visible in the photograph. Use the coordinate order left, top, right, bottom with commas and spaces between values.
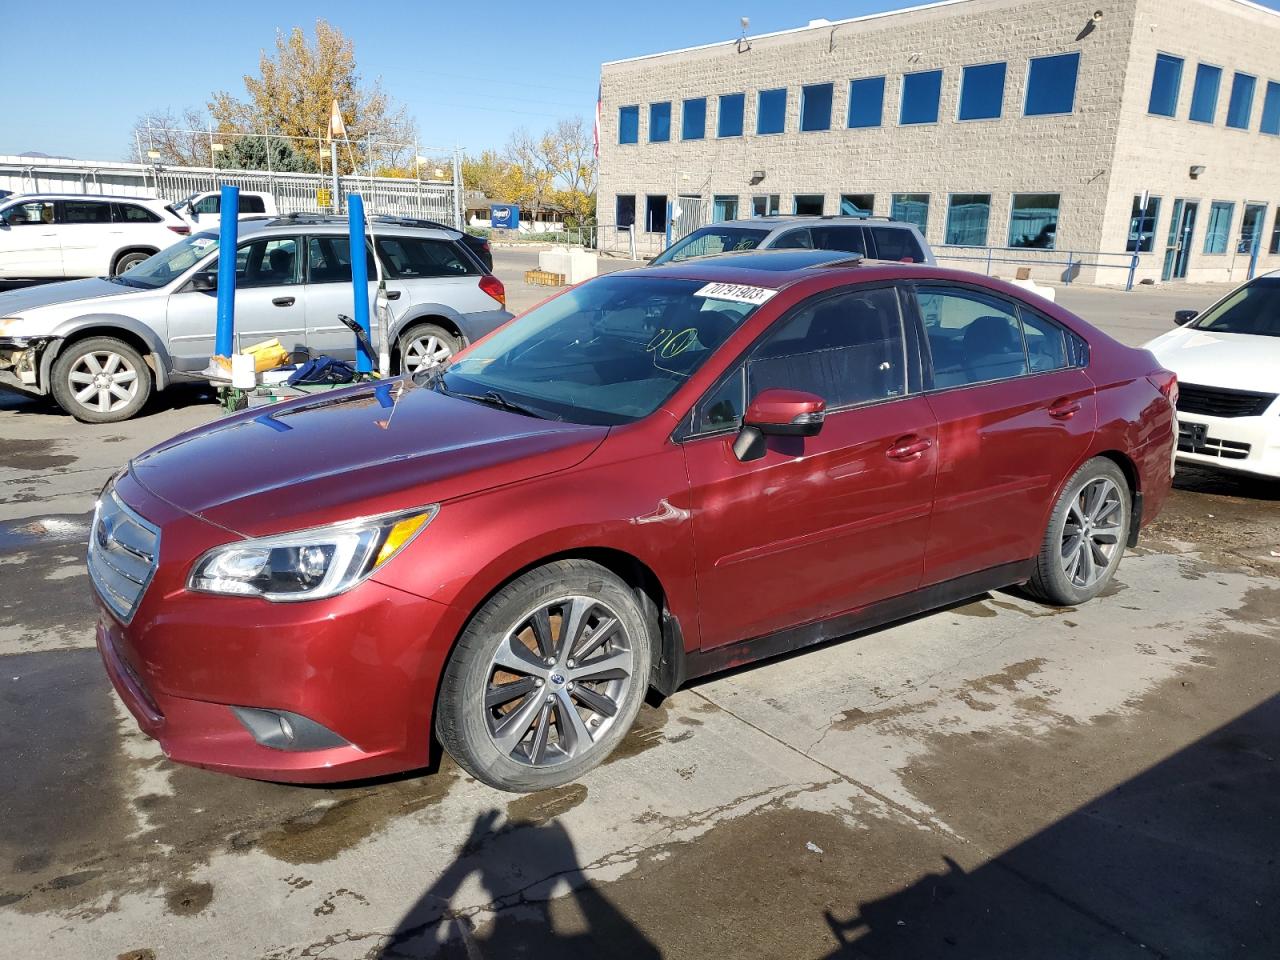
129, 379, 609, 537
1143, 327, 1280, 395
0, 278, 142, 334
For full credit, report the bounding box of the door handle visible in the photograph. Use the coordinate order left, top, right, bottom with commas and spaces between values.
1048, 398, 1082, 420
272, 296, 295, 307
385, 290, 401, 300
887, 435, 932, 461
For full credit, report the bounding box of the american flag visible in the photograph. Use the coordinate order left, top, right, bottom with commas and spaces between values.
593, 84, 601, 158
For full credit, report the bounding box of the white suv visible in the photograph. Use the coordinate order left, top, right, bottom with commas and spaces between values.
0, 194, 190, 279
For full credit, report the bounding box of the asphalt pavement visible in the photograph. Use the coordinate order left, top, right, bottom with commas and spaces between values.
1, 258, 1277, 959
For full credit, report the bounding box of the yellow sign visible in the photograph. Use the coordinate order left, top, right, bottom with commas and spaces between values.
317, 188, 332, 208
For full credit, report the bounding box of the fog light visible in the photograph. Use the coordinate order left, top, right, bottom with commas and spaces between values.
277, 713, 295, 743
232, 706, 350, 752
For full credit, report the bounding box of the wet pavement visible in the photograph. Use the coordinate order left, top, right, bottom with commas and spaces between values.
1, 278, 1278, 959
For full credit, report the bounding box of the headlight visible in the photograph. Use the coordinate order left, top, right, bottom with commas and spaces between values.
188, 506, 437, 601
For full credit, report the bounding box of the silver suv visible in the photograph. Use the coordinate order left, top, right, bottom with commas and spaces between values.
0, 215, 511, 422
649, 215, 936, 267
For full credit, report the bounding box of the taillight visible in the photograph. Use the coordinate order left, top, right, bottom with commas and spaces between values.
1148, 369, 1178, 408
167, 225, 190, 235
478, 273, 506, 307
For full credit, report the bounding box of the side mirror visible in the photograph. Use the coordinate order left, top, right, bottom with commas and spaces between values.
1174, 309, 1197, 326
733, 388, 826, 462
190, 271, 217, 292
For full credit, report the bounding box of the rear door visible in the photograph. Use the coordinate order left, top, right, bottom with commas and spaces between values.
867, 225, 926, 263
909, 282, 1096, 585
810, 224, 871, 258
681, 283, 938, 650
58, 199, 117, 276
164, 234, 305, 372
0, 200, 61, 277
301, 234, 404, 361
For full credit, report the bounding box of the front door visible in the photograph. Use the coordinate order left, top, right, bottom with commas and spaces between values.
164, 234, 305, 373
0, 200, 61, 277
1162, 200, 1198, 281
911, 283, 1096, 585
681, 284, 938, 650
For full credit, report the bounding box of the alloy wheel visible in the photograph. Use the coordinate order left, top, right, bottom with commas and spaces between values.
67, 351, 140, 414
402, 334, 453, 374
1060, 477, 1123, 588
484, 596, 634, 767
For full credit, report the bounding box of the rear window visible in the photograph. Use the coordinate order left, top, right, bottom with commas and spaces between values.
113, 203, 161, 223
61, 200, 112, 224
306, 235, 377, 284
868, 226, 923, 263
650, 226, 769, 265
810, 225, 869, 256
375, 236, 478, 278
239, 195, 266, 214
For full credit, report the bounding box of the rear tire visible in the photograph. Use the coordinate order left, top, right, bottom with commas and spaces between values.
1026, 457, 1131, 606
112, 249, 153, 276
398, 323, 461, 375
50, 336, 153, 423
436, 560, 653, 793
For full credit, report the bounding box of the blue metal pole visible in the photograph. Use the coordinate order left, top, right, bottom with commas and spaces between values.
664, 199, 672, 251
214, 185, 239, 357
347, 193, 373, 373
1126, 253, 1138, 291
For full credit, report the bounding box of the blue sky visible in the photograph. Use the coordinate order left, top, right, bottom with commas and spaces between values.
6, 0, 1279, 161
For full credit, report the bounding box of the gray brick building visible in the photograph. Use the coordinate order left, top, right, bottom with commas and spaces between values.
597, 0, 1280, 285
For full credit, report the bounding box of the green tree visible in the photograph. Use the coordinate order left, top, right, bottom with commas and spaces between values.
215, 136, 318, 173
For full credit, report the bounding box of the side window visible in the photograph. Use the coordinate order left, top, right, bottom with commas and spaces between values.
917, 287, 1028, 388
376, 236, 478, 278
771, 229, 813, 250
747, 287, 907, 408
2, 201, 55, 226
694, 368, 746, 433
810, 225, 868, 256
239, 195, 267, 214
306, 236, 377, 284
61, 201, 112, 224
867, 226, 923, 263
193, 196, 220, 215
1019, 308, 1070, 373
231, 237, 300, 288
113, 203, 161, 223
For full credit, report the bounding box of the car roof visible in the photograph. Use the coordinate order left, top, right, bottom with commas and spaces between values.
1, 193, 166, 203
231, 214, 462, 239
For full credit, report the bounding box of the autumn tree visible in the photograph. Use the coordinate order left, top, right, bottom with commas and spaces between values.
463, 150, 534, 205
503, 117, 597, 224
207, 19, 416, 172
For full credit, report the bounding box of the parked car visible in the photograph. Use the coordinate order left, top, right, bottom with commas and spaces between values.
169, 190, 278, 226
0, 215, 509, 422
0, 193, 190, 279
649, 215, 935, 267
1144, 270, 1280, 479
90, 250, 1177, 792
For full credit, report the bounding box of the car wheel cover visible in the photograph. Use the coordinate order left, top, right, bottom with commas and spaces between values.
68, 351, 139, 413
484, 595, 633, 767
1060, 476, 1123, 588
403, 334, 453, 373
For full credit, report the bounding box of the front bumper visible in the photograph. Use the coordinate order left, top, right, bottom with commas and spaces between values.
93, 474, 460, 784
1176, 410, 1280, 479
0, 336, 51, 395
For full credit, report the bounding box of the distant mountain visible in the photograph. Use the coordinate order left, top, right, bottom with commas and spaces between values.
16, 151, 73, 160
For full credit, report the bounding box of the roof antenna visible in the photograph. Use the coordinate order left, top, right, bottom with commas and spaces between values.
737, 16, 752, 53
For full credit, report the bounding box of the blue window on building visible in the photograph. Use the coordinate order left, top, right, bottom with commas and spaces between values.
682, 98, 706, 140
1262, 82, 1280, 136
1203, 201, 1234, 253
848, 76, 886, 128
1025, 52, 1080, 116
1189, 64, 1222, 123
757, 88, 787, 134
958, 62, 1006, 120
718, 93, 745, 137
900, 70, 943, 125
839, 194, 874, 217
1147, 53, 1183, 117
1226, 72, 1256, 129
649, 102, 671, 143
1127, 194, 1161, 253
891, 193, 929, 233
945, 194, 991, 246
1008, 194, 1060, 249
618, 105, 639, 144
713, 195, 739, 222
800, 83, 834, 132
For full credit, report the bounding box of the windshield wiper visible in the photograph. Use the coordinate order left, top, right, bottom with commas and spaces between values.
451, 388, 556, 420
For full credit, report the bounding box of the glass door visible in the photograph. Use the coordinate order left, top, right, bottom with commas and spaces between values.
1240, 203, 1268, 279
1162, 199, 1198, 281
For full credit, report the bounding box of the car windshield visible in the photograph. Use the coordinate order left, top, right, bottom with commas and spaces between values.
650, 226, 770, 265
1192, 276, 1280, 337
433, 275, 766, 425
113, 232, 218, 288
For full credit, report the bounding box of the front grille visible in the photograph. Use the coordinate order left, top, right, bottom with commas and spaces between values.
1178, 423, 1251, 460
88, 489, 160, 622
1176, 383, 1277, 419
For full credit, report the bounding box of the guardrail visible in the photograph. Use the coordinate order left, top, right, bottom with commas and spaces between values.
934, 244, 1142, 290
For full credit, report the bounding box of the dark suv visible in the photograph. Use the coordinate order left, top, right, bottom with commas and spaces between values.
650, 215, 935, 267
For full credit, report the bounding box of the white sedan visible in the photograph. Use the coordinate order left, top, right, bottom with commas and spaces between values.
1144, 271, 1280, 479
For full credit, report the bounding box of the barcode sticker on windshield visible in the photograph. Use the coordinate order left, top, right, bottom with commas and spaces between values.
693, 282, 777, 306
191, 237, 216, 249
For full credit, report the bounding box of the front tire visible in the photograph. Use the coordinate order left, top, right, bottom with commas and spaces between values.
436, 560, 653, 793
50, 336, 153, 423
1026, 457, 1131, 605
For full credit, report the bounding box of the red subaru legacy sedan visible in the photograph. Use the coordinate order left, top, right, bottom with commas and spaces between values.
91, 251, 1176, 793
